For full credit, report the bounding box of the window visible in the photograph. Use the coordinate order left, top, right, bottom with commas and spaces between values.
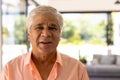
57, 12, 120, 62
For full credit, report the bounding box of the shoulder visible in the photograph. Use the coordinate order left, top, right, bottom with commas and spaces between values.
4, 53, 27, 68
9, 53, 26, 63
60, 53, 85, 68
60, 53, 78, 62
59, 53, 87, 76
0, 53, 29, 79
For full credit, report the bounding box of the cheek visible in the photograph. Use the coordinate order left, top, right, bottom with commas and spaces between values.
54, 33, 61, 41
28, 32, 37, 42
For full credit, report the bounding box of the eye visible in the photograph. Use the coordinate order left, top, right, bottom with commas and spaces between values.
49, 24, 58, 30
35, 24, 43, 30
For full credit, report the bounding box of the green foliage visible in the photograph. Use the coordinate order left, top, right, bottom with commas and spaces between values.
14, 15, 26, 44
89, 20, 106, 44
3, 27, 9, 37
60, 14, 106, 45
61, 19, 82, 44
79, 55, 87, 64
61, 19, 76, 39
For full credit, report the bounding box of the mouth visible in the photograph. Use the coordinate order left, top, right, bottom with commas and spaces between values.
39, 41, 52, 45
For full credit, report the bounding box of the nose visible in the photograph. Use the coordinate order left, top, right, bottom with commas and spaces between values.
41, 29, 51, 38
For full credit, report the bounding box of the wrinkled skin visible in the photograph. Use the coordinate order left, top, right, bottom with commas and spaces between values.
28, 12, 61, 60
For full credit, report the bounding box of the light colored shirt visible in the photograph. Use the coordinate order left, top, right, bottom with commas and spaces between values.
0, 51, 89, 80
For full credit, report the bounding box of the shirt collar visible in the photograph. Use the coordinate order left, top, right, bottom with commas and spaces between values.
56, 51, 62, 66
24, 51, 63, 66
24, 51, 32, 66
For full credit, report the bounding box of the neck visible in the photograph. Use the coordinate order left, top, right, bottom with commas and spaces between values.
31, 51, 57, 64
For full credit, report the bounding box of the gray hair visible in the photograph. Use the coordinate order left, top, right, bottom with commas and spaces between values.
26, 5, 63, 32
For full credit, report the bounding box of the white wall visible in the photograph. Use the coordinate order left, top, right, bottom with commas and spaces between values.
36, 0, 120, 12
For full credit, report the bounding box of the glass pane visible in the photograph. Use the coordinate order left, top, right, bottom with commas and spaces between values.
57, 12, 120, 64
2, 0, 27, 67
58, 13, 108, 62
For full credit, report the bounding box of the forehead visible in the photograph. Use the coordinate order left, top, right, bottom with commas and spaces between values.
33, 13, 58, 23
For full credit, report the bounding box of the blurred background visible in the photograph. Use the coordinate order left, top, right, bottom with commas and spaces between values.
0, 0, 120, 74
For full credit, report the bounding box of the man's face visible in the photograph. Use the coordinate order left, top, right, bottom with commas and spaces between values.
28, 13, 61, 54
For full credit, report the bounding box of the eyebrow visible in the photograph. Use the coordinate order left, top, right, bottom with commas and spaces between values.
50, 24, 57, 27
34, 23, 43, 27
